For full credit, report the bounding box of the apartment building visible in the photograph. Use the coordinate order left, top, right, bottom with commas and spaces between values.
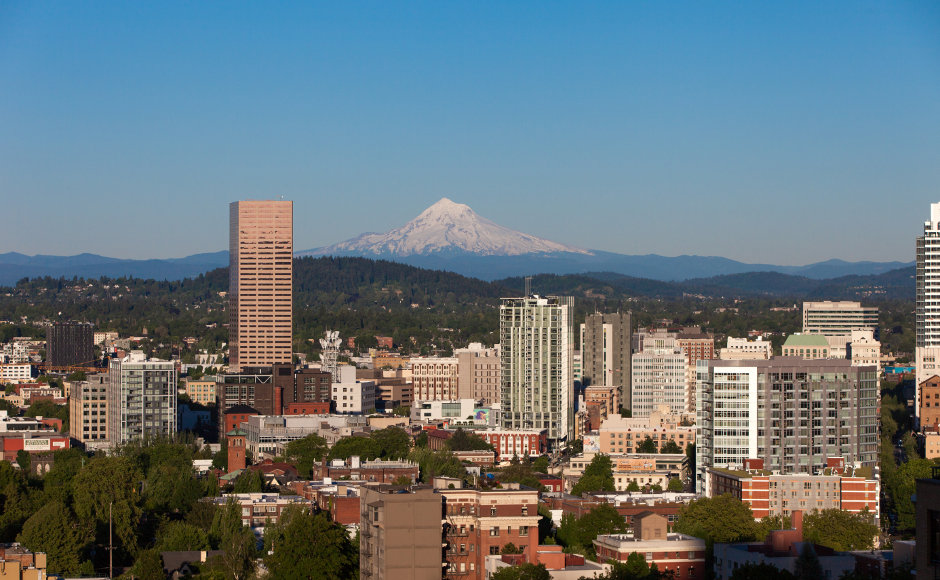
695, 358, 879, 495
456, 343, 500, 406
206, 493, 311, 531
500, 295, 574, 442
598, 407, 695, 455
47, 321, 93, 367
106, 352, 177, 444
708, 459, 878, 523
581, 311, 632, 409
594, 513, 706, 580
632, 331, 688, 417
360, 486, 444, 580
69, 373, 108, 446
183, 378, 217, 405
440, 486, 541, 580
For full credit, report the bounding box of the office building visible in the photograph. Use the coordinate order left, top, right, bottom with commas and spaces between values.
229, 200, 293, 372
499, 295, 574, 442
581, 311, 632, 409
360, 486, 444, 580
781, 335, 831, 359
695, 358, 879, 495
69, 373, 109, 446
676, 327, 715, 414
106, 352, 177, 444
632, 330, 688, 417
802, 301, 878, 336
183, 378, 217, 406
918, 203, 940, 421
47, 322, 93, 367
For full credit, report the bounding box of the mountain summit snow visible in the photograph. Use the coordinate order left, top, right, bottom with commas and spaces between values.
308, 198, 591, 257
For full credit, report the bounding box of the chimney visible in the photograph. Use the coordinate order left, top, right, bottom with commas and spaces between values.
791, 510, 803, 539
274, 386, 283, 415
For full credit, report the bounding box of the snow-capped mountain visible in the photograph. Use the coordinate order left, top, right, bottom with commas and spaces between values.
306, 198, 592, 257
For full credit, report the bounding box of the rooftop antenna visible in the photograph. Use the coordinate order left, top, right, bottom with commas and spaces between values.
524, 276, 532, 297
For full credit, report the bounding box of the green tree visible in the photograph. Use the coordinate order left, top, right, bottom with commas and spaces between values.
673, 494, 758, 548
532, 456, 550, 474
802, 509, 878, 551
501, 542, 522, 554
626, 481, 640, 492
71, 456, 143, 559
17, 501, 87, 575
660, 440, 682, 454
890, 458, 934, 530
571, 454, 615, 496
729, 562, 795, 580
156, 520, 210, 551
127, 549, 165, 580
490, 562, 552, 580
556, 504, 626, 557
211, 500, 256, 580
756, 514, 790, 541
408, 448, 467, 482
793, 543, 824, 580
625, 552, 650, 577
637, 437, 657, 453
24, 399, 69, 431
447, 428, 495, 451
667, 477, 683, 492
232, 469, 265, 493
15, 449, 29, 471
263, 505, 357, 579
42, 448, 87, 505
284, 433, 329, 478
371, 427, 412, 459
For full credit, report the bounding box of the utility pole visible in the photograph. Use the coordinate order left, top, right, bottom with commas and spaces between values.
108, 501, 113, 580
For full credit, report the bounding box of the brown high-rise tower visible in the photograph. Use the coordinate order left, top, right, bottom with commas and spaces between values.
229, 200, 293, 372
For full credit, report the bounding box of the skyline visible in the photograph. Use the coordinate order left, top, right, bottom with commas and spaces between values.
2, 2, 939, 265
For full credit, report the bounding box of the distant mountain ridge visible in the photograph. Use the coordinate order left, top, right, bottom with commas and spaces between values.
0, 197, 911, 284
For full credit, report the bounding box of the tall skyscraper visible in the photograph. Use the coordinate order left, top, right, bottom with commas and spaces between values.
229, 200, 293, 372
499, 295, 574, 442
580, 311, 632, 411
917, 202, 940, 422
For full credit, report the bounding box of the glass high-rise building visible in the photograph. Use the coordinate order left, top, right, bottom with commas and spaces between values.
107, 353, 177, 444
229, 200, 293, 372
499, 295, 573, 442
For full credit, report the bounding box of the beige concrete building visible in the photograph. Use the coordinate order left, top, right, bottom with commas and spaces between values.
456, 343, 500, 406
598, 406, 695, 455
848, 329, 881, 367
229, 200, 293, 372
719, 337, 773, 360
360, 486, 444, 580
69, 374, 109, 446
183, 379, 217, 405
411, 356, 461, 401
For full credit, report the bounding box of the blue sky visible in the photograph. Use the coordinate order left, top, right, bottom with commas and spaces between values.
1, 1, 938, 264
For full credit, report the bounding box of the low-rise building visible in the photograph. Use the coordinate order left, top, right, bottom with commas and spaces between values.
183, 378, 217, 405
290, 479, 364, 527
719, 337, 773, 360
566, 453, 687, 493
781, 334, 831, 359
312, 456, 419, 484
205, 493, 312, 533
594, 512, 706, 580
0, 364, 33, 384
598, 406, 695, 455
713, 512, 855, 580
411, 399, 484, 424
0, 542, 48, 580
331, 365, 376, 414
707, 458, 879, 523
476, 429, 548, 461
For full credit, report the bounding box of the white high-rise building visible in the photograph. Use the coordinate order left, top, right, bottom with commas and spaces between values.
499, 295, 573, 442
631, 331, 688, 418
917, 202, 940, 422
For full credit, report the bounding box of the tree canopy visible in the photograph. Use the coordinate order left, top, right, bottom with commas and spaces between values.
571, 454, 615, 496
263, 505, 358, 579
672, 494, 758, 548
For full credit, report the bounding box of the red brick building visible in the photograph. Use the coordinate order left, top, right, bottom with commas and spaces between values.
222, 404, 259, 435
594, 512, 706, 580
708, 458, 879, 522
311, 457, 419, 484
290, 480, 363, 526
476, 429, 548, 461
440, 486, 542, 579
920, 375, 940, 429
283, 401, 331, 415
